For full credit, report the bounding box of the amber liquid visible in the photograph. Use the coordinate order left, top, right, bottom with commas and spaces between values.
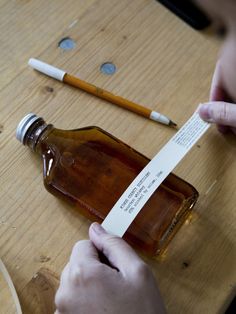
35, 126, 198, 256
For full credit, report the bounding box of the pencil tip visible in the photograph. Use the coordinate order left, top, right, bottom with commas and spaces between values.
169, 120, 177, 127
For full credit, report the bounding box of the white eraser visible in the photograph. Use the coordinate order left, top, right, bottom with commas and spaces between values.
28, 58, 66, 81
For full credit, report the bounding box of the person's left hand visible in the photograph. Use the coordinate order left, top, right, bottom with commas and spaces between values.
55, 223, 166, 314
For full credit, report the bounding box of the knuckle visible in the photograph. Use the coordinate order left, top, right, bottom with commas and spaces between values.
69, 264, 100, 286
132, 261, 151, 281
69, 266, 82, 286
104, 234, 119, 245
72, 239, 90, 253
215, 103, 229, 123
102, 235, 121, 253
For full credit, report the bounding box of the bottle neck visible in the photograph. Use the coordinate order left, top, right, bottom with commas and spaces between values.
24, 118, 53, 152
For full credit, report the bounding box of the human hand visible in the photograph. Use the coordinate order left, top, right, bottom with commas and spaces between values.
55, 223, 166, 314
198, 60, 236, 134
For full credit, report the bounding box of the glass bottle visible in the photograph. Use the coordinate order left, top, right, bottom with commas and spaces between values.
16, 114, 198, 256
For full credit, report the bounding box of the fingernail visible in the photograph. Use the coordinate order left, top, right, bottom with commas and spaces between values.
91, 222, 106, 235
198, 104, 214, 122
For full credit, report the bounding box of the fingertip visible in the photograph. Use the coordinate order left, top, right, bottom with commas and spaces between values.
89, 223, 110, 250
198, 103, 212, 122
89, 222, 107, 237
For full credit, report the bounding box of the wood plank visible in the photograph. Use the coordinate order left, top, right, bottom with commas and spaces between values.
20, 268, 59, 314
0, 0, 235, 313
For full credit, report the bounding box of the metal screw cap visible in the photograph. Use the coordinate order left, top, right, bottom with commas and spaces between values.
16, 113, 41, 144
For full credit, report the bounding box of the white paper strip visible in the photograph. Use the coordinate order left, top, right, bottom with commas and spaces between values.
102, 111, 210, 237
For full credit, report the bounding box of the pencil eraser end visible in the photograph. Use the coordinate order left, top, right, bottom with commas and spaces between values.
28, 58, 66, 81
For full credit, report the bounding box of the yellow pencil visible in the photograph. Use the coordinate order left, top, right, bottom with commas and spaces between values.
28, 58, 177, 127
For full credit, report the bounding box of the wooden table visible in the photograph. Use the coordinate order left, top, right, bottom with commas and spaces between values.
0, 0, 235, 313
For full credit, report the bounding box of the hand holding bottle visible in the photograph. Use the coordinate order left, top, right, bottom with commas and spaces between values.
198, 60, 236, 134
55, 223, 166, 314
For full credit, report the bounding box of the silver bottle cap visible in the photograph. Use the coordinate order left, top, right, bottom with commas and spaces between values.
16, 113, 41, 144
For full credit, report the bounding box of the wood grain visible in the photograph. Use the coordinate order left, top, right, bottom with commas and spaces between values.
0, 0, 235, 313
21, 268, 59, 314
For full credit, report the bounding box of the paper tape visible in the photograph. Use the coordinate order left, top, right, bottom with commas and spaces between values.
102, 111, 210, 236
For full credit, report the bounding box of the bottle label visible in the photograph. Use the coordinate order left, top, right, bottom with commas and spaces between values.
102, 112, 210, 237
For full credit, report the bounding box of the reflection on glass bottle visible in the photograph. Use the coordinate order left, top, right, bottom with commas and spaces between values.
16, 114, 198, 256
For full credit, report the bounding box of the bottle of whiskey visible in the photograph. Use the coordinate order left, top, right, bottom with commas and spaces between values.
16, 113, 198, 256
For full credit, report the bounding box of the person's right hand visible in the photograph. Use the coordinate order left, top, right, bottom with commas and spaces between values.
198, 59, 236, 134
55, 223, 166, 314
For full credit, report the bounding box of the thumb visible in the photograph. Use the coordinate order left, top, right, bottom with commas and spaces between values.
89, 223, 142, 275
198, 101, 236, 127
